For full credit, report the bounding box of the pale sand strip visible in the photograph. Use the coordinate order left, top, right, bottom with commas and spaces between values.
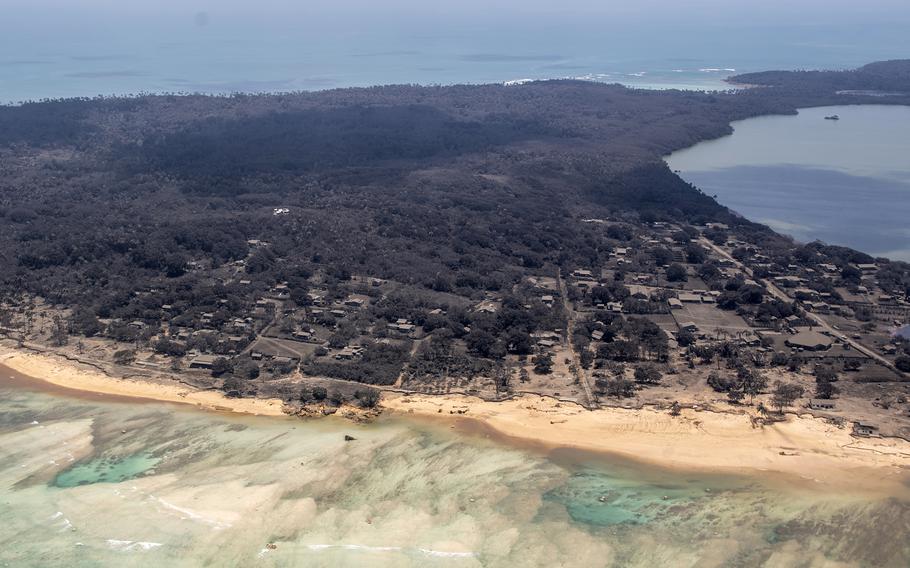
3, 346, 909, 490
383, 392, 910, 491
0, 349, 287, 417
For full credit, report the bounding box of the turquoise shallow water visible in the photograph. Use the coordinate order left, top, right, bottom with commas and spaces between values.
53, 452, 160, 488
1, 377, 909, 567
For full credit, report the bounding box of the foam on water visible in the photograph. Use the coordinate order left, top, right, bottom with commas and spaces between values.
1, 381, 908, 567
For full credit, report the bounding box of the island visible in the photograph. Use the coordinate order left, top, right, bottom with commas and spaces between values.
2, 60, 910, 475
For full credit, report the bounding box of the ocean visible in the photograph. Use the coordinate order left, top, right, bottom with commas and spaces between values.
666, 105, 910, 260
2, 375, 909, 567
1, 8, 909, 103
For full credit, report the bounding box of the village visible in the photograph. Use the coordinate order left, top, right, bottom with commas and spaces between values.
2, 215, 909, 439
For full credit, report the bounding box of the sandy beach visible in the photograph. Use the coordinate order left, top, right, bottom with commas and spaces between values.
0, 348, 287, 417
383, 392, 910, 491
3, 345, 909, 491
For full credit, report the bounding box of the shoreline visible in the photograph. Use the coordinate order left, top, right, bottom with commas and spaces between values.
3, 346, 910, 491
382, 392, 910, 492
0, 348, 288, 417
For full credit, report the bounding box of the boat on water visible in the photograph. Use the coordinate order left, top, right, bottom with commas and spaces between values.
824, 114, 840, 120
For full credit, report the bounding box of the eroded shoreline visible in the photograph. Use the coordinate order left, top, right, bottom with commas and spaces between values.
2, 346, 909, 492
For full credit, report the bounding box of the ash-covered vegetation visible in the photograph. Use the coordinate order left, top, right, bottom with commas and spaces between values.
1, 60, 909, 404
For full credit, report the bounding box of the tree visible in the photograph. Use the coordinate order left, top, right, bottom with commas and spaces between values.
895, 356, 910, 373
605, 378, 636, 398
685, 244, 706, 264
666, 263, 687, 282
727, 388, 745, 404
740, 369, 768, 404
815, 380, 838, 400
112, 349, 136, 366
330, 390, 345, 406
633, 364, 662, 385
533, 352, 553, 375
466, 329, 499, 358
222, 376, 243, 396
69, 308, 103, 337
579, 349, 595, 369
312, 386, 328, 401
814, 366, 838, 383
50, 315, 68, 347
354, 387, 381, 408
771, 381, 804, 414
211, 357, 233, 377
707, 371, 736, 393
677, 329, 696, 348
236, 361, 261, 380
506, 330, 533, 355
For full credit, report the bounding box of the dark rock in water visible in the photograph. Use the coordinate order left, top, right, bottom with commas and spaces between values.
344, 435, 356, 441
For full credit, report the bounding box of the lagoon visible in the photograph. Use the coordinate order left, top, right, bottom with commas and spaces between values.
2, 374, 909, 567
666, 105, 910, 261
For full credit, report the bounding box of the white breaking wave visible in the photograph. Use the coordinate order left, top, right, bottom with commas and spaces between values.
148, 496, 232, 530
304, 543, 475, 558
48, 511, 73, 532
417, 548, 476, 558
106, 539, 164, 552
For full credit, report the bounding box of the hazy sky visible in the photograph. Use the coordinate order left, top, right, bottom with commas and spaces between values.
2, 0, 908, 101
5, 0, 910, 28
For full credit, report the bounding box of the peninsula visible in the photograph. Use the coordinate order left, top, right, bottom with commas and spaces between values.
2, 60, 910, 474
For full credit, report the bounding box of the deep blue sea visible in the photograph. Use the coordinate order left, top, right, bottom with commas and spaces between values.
667, 105, 910, 260
2, 5, 909, 102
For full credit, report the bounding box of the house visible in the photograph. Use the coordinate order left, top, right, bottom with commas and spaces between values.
809, 399, 836, 410
668, 298, 683, 310
572, 269, 595, 280
335, 346, 365, 360
679, 322, 699, 332
541, 295, 555, 306
786, 330, 833, 351
475, 301, 498, 314
856, 263, 878, 273
853, 422, 879, 437
678, 292, 702, 303
189, 354, 217, 369
591, 330, 605, 341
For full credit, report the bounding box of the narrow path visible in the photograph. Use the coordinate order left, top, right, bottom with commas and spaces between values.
557, 269, 599, 409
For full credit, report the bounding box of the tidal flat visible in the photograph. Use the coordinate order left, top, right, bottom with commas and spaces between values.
1, 378, 909, 567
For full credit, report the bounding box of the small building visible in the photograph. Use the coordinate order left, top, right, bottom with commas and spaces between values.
809, 399, 836, 410
679, 322, 699, 333
786, 330, 834, 351
678, 292, 702, 303
591, 330, 605, 341
668, 298, 683, 310
189, 354, 217, 369
853, 422, 879, 437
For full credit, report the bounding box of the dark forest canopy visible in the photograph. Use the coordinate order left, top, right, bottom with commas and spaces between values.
0, 59, 908, 313
730, 59, 910, 94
